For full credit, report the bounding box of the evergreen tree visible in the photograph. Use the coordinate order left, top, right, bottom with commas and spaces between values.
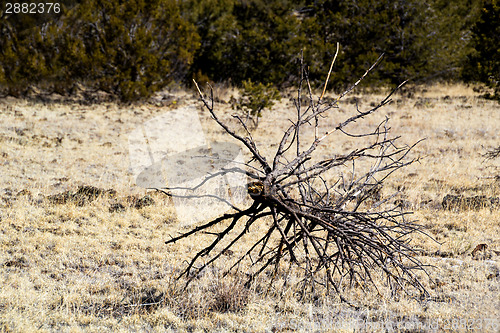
299, 0, 469, 88
184, 0, 303, 86
463, 0, 500, 98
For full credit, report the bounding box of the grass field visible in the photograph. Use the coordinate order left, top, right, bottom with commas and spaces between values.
0, 84, 499, 332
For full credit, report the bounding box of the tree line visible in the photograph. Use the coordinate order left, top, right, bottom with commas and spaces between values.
0, 0, 498, 101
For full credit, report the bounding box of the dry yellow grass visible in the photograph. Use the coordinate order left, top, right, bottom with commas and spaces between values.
0, 84, 499, 332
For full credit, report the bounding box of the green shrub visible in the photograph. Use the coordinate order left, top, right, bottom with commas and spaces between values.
63, 0, 200, 101
233, 79, 281, 128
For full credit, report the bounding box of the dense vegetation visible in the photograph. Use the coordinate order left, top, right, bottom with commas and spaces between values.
462, 0, 500, 99
0, 0, 498, 101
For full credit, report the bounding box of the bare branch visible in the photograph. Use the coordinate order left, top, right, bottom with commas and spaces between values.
320, 42, 340, 101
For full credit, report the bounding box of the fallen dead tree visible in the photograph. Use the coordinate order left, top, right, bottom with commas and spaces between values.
162, 50, 433, 303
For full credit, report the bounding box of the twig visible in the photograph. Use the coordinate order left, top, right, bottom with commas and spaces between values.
320, 42, 340, 100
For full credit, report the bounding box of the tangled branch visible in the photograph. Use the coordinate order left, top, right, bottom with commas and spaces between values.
163, 55, 433, 302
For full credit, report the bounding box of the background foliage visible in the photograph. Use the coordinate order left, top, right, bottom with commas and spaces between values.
0, 0, 498, 100
462, 0, 500, 99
